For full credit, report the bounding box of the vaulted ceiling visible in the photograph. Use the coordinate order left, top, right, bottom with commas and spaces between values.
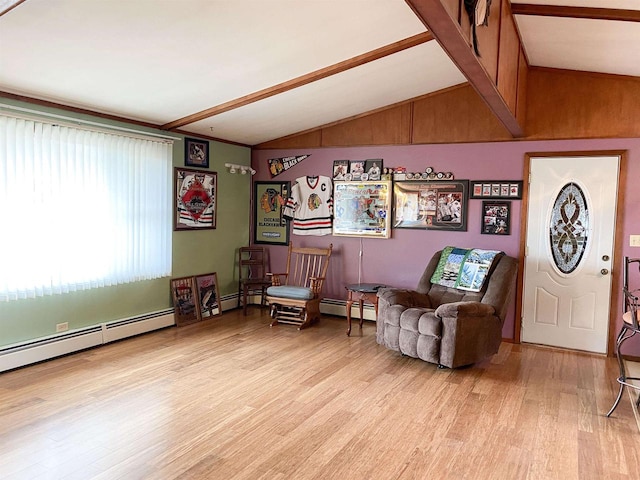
1, 0, 638, 146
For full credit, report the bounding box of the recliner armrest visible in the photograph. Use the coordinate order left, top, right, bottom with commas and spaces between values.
435, 301, 495, 318
377, 288, 431, 309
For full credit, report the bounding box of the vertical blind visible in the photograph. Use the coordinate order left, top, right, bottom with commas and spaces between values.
0, 115, 173, 301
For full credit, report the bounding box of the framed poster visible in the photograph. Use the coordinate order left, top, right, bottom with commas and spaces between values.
333, 181, 392, 238
184, 137, 209, 168
170, 276, 201, 326
470, 180, 522, 199
481, 201, 511, 235
174, 167, 217, 230
393, 180, 469, 231
254, 181, 290, 245
194, 272, 222, 318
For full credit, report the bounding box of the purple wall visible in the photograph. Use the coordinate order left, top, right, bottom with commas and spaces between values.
252, 138, 640, 354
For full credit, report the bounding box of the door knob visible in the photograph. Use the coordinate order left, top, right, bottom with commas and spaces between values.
601, 268, 609, 275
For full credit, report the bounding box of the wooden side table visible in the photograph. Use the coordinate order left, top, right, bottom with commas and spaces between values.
345, 283, 385, 336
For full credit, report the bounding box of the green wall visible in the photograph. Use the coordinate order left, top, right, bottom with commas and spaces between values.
0, 99, 251, 347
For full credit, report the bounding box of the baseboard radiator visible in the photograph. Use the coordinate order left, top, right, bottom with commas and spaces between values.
0, 309, 174, 373
320, 298, 377, 321
0, 296, 370, 373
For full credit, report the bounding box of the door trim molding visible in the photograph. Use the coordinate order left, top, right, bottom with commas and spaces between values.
516, 150, 627, 357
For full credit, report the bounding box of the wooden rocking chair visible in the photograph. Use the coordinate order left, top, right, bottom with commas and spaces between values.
266, 243, 333, 330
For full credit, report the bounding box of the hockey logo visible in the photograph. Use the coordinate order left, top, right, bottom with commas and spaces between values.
260, 188, 279, 213
307, 193, 321, 211
180, 176, 211, 221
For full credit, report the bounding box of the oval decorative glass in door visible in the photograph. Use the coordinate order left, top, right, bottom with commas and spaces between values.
549, 182, 589, 274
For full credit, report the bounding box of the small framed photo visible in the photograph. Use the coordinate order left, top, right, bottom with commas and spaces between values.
194, 272, 222, 318
184, 137, 209, 168
171, 276, 201, 326
349, 160, 365, 181
333, 160, 349, 181
364, 159, 383, 181
482, 201, 511, 235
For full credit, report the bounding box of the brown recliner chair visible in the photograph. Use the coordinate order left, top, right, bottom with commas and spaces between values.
376, 249, 517, 368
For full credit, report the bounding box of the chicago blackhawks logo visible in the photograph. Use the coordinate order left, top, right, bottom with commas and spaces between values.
260, 188, 279, 213
307, 193, 321, 211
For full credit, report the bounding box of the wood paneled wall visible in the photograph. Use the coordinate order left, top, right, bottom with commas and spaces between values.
255, 68, 640, 149
526, 68, 640, 140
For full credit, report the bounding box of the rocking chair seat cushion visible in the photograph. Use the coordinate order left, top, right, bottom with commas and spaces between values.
267, 285, 315, 300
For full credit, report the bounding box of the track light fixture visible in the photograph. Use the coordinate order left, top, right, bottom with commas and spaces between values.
224, 163, 255, 176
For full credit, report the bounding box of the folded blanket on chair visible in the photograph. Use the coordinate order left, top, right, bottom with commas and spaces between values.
430, 246, 502, 292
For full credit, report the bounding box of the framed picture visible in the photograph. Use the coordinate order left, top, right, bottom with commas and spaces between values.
393, 180, 469, 231
481, 201, 511, 235
333, 160, 349, 181
184, 137, 209, 168
254, 181, 290, 245
470, 180, 522, 199
349, 160, 365, 181
333, 181, 392, 238
171, 276, 201, 326
194, 272, 222, 318
174, 167, 217, 230
364, 159, 383, 181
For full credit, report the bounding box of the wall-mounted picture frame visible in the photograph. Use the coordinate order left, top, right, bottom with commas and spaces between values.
393, 180, 469, 231
174, 167, 217, 231
254, 181, 290, 245
470, 180, 522, 199
194, 272, 222, 318
481, 201, 511, 235
184, 137, 209, 168
171, 276, 201, 326
333, 180, 392, 238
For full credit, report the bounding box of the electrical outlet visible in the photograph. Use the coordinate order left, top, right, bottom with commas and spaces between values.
56, 322, 69, 333
631, 235, 640, 247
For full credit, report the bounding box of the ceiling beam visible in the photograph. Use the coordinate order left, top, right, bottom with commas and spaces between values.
405, 0, 523, 137
511, 4, 640, 23
0, 0, 27, 17
161, 31, 434, 131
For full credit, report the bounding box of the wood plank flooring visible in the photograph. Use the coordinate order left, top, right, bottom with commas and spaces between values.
0, 309, 638, 480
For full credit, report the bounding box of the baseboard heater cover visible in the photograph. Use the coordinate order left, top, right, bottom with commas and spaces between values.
0, 297, 376, 372
0, 326, 104, 373
1, 309, 175, 373
102, 309, 174, 343
321, 298, 377, 321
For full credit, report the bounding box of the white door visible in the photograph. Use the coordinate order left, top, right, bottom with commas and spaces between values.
522, 154, 620, 353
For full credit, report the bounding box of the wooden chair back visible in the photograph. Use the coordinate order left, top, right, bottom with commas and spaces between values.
238, 246, 268, 283
279, 243, 332, 294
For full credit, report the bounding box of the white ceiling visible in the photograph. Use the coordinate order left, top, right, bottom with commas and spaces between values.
1, 0, 638, 146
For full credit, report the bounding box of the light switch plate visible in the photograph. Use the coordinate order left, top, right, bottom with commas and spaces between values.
630, 235, 640, 247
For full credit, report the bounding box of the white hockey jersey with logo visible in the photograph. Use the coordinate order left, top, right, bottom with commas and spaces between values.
283, 176, 333, 236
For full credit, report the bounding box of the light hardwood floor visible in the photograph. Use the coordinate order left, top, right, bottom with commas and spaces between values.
0, 309, 638, 480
